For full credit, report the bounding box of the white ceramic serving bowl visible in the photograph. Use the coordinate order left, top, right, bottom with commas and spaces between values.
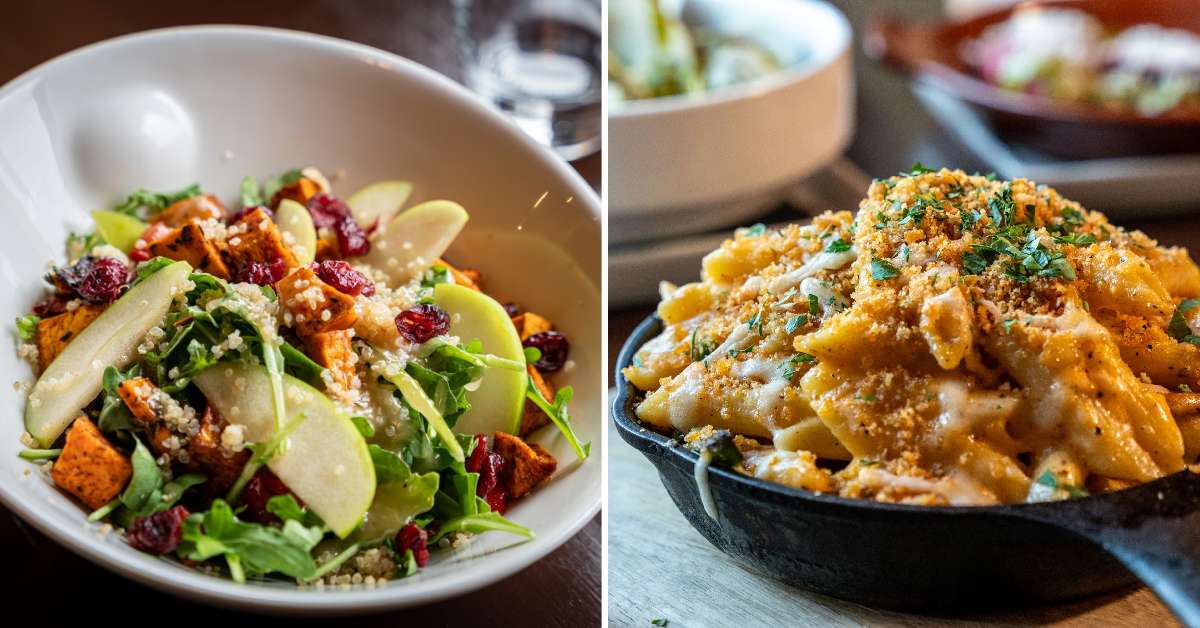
608, 0, 855, 244
0, 26, 601, 615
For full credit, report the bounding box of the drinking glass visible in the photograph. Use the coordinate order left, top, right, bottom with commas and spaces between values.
455, 0, 602, 161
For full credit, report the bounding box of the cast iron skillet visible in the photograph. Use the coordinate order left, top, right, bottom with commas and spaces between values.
614, 315, 1200, 624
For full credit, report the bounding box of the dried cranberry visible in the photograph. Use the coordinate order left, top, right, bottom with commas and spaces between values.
241, 469, 299, 524
307, 194, 370, 257
523, 331, 569, 372
235, 258, 288, 286
503, 302, 522, 318
227, 205, 273, 224
126, 505, 189, 554
396, 523, 429, 567
333, 216, 370, 257
70, 257, 131, 304
395, 304, 450, 344
305, 193, 350, 230
315, 260, 374, 296
32, 294, 69, 316
465, 434, 508, 514
465, 434, 488, 474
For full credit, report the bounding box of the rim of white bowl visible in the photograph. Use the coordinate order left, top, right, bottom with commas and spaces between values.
0, 24, 600, 614
609, 0, 852, 120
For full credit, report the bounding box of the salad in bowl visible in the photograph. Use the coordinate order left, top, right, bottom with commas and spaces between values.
14, 168, 588, 588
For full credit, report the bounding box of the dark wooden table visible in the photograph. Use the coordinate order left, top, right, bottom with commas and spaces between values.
1, 2, 599, 624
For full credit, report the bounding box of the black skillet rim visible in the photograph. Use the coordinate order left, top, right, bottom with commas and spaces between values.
612, 313, 1188, 520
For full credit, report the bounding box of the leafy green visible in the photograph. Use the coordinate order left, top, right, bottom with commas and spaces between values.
177, 499, 323, 582
133, 257, 176, 285
688, 330, 715, 361
526, 376, 590, 460
784, 314, 808, 335
350, 416, 375, 438
778, 352, 815, 380
120, 437, 164, 513
808, 294, 820, 315
987, 183, 1015, 228
280, 341, 326, 386
1034, 470, 1088, 498
420, 265, 451, 290
66, 232, 104, 263
266, 494, 324, 528
1168, 299, 1200, 344
906, 162, 936, 175
870, 256, 900, 280
239, 175, 264, 208
962, 224, 1075, 282
429, 510, 534, 544
261, 169, 303, 202
17, 448, 61, 460
825, 238, 851, 253
688, 429, 742, 469
15, 314, 40, 342
737, 223, 767, 237
1052, 232, 1097, 246
112, 184, 201, 218
98, 364, 140, 434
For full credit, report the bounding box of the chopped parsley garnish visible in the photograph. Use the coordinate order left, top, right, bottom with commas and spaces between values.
1168, 299, 1200, 344
785, 314, 808, 334
987, 182, 1015, 228
906, 161, 937, 175
689, 330, 716, 361
959, 208, 979, 230
738, 223, 767, 237
651, 620, 670, 627
963, 225, 1075, 282
1002, 318, 1016, 334
808, 293, 820, 315
1035, 470, 1088, 498
859, 458, 880, 467
825, 238, 851, 253
1181, 384, 1193, 393
746, 310, 766, 337
778, 353, 816, 380
870, 256, 900, 280
728, 345, 755, 358
897, 244, 910, 263
1053, 232, 1097, 246
855, 393, 878, 403
874, 210, 890, 230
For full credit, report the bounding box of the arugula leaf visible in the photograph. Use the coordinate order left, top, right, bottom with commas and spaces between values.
133, 257, 176, 285
527, 376, 590, 460
120, 436, 164, 513
870, 256, 900, 280
266, 494, 324, 528
261, 169, 303, 202
178, 499, 323, 582
420, 265, 451, 290
239, 175, 264, 208
280, 341, 326, 386
15, 314, 40, 342
112, 184, 201, 218
429, 510, 534, 544
98, 364, 140, 434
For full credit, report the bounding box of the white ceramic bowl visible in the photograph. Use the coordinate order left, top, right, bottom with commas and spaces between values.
608, 0, 854, 243
0, 26, 601, 615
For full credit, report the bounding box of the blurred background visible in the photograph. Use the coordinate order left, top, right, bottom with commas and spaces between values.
609, 0, 1196, 624
2, 1, 598, 625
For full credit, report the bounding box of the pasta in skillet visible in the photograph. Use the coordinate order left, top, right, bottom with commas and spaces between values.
624, 168, 1200, 505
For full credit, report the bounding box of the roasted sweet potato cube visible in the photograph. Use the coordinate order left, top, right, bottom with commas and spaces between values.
493, 431, 556, 499
158, 194, 226, 227
51, 416, 132, 509
35, 304, 106, 371
303, 330, 357, 393
520, 366, 553, 437
436, 258, 480, 291
147, 220, 230, 279
512, 312, 553, 341
270, 178, 322, 209
114, 376, 172, 452
276, 267, 357, 336
186, 406, 249, 495
223, 207, 299, 272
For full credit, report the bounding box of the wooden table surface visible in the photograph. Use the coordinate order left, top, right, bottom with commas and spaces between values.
0, 1, 598, 624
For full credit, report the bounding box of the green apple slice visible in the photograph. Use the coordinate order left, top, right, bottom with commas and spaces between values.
362, 200, 468, 286
434, 283, 527, 435
92, 210, 147, 253
275, 199, 317, 265
194, 363, 375, 537
24, 260, 192, 446
346, 180, 412, 229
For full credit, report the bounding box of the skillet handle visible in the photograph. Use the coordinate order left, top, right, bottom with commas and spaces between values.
1017, 472, 1200, 626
